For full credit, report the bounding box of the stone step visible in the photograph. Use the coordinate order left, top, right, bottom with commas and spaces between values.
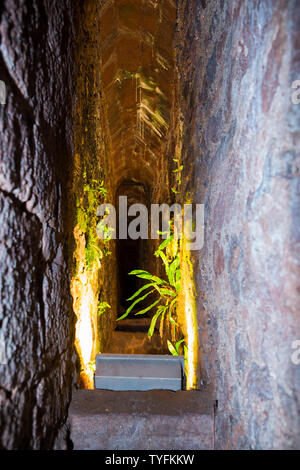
69, 389, 215, 450
115, 317, 151, 332
107, 330, 168, 355
94, 354, 184, 391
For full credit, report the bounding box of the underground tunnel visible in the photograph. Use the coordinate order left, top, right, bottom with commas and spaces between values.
0, 0, 299, 451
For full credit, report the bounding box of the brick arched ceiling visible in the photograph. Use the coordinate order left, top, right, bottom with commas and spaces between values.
99, 0, 176, 188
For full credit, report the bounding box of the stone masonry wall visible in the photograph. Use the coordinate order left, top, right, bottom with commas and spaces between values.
176, 0, 300, 449
0, 0, 76, 449
71, 0, 119, 388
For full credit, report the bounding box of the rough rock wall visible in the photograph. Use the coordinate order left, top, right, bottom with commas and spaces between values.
176, 0, 300, 449
0, 0, 76, 449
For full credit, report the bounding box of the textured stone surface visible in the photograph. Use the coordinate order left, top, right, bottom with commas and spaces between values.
0, 0, 76, 449
176, 0, 300, 450
69, 389, 214, 450
98, 0, 177, 189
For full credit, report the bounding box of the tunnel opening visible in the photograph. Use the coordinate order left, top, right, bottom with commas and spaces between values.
117, 236, 143, 311
70, 0, 182, 386
110, 179, 171, 355
116, 180, 151, 315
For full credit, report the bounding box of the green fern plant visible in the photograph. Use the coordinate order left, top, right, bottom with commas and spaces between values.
117, 228, 181, 340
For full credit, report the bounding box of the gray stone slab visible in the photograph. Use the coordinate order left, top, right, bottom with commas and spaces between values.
69, 389, 215, 450
94, 354, 184, 391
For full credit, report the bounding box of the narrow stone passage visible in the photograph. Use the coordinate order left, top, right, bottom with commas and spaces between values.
0, 0, 299, 451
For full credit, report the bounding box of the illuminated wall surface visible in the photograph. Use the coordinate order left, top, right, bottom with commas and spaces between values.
0, 0, 299, 450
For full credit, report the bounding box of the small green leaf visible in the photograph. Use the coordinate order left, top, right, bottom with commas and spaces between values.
117, 289, 155, 321
158, 287, 176, 297
127, 283, 156, 301
131, 272, 168, 285
173, 165, 183, 173
99, 302, 110, 309
129, 269, 150, 275
175, 339, 185, 353
159, 305, 167, 335
148, 309, 163, 337
168, 298, 177, 319
158, 236, 173, 251
158, 250, 169, 268
175, 269, 181, 292
168, 258, 179, 286
167, 340, 178, 356
134, 298, 161, 316
98, 302, 111, 317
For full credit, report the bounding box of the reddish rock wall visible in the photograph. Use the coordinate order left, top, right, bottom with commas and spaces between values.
176, 0, 300, 449
0, 0, 76, 449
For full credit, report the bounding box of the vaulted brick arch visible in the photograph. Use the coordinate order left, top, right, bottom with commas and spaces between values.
0, 0, 299, 451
